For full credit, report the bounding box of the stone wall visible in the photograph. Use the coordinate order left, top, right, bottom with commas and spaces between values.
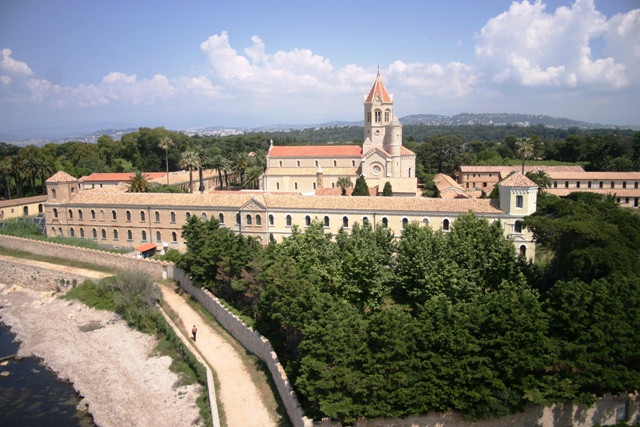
173, 268, 317, 427
354, 393, 639, 427
0, 259, 95, 292
0, 235, 172, 280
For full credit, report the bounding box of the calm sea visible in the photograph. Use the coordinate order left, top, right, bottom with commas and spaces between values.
0, 322, 96, 427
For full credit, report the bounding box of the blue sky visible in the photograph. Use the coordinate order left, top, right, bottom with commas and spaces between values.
1, 0, 638, 139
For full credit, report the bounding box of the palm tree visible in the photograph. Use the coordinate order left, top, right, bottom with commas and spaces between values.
209, 154, 230, 190
128, 171, 150, 192
336, 176, 353, 196
516, 138, 534, 174
35, 157, 54, 194
9, 156, 23, 198
157, 136, 174, 185
193, 145, 208, 193
0, 158, 13, 200
525, 170, 552, 192
22, 156, 39, 195
244, 165, 264, 189
180, 151, 200, 193
232, 152, 251, 187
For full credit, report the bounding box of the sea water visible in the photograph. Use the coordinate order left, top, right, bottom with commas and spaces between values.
0, 322, 95, 427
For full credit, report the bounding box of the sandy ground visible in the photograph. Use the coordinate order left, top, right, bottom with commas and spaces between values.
0, 283, 203, 427
0, 254, 282, 427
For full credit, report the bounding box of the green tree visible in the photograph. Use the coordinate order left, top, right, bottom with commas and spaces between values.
127, 171, 150, 192
180, 150, 200, 193
525, 170, 552, 192
244, 165, 263, 189
209, 154, 230, 190
336, 176, 353, 196
158, 136, 174, 185
352, 175, 369, 196
232, 151, 251, 187
0, 158, 13, 199
516, 138, 534, 174
382, 181, 393, 196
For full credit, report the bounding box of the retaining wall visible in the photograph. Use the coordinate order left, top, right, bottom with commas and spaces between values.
0, 259, 98, 292
0, 235, 172, 280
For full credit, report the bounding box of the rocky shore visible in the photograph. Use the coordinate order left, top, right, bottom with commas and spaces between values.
0, 281, 203, 427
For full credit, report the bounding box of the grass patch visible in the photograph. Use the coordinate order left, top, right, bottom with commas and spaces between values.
0, 245, 118, 274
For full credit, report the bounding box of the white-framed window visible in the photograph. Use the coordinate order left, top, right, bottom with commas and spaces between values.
516, 195, 523, 208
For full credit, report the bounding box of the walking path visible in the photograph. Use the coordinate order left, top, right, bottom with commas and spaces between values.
160, 285, 278, 427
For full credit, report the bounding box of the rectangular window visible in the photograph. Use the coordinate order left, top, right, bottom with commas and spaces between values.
516, 195, 523, 208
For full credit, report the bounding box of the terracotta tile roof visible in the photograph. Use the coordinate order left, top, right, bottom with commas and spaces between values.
0, 195, 48, 208
400, 146, 416, 156
499, 172, 537, 187
148, 169, 218, 186
364, 74, 392, 103
434, 174, 467, 198
268, 145, 362, 158
136, 242, 158, 252
315, 187, 378, 197
83, 172, 166, 182
57, 191, 503, 215
46, 171, 77, 183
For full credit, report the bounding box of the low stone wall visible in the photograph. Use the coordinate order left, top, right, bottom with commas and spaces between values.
0, 259, 95, 292
0, 235, 172, 280
354, 393, 639, 427
173, 268, 315, 427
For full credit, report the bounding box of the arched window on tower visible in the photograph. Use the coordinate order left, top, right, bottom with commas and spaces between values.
375, 110, 381, 123
385, 110, 390, 122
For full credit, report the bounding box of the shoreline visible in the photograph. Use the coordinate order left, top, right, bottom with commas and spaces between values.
0, 282, 203, 427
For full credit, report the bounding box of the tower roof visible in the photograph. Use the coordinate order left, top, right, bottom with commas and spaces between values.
46, 171, 77, 183
365, 73, 392, 103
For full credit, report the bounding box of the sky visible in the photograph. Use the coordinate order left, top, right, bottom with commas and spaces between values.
0, 0, 639, 140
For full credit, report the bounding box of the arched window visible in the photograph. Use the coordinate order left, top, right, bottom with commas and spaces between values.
99, 210, 105, 221
51, 189, 57, 200
140, 211, 145, 222
375, 110, 381, 122
127, 230, 133, 240
342, 216, 349, 228
58, 227, 63, 236
286, 215, 292, 227
256, 215, 262, 226
170, 212, 176, 223
101, 228, 106, 239
113, 229, 119, 240
53, 208, 59, 218
362, 216, 369, 225
92, 228, 97, 239
201, 212, 207, 221
305, 215, 311, 227
422, 217, 430, 226
69, 227, 75, 237
294, 182, 298, 190
218, 213, 224, 224
235, 213, 241, 225
269, 214, 274, 226
68, 209, 73, 219
519, 245, 527, 258
141, 230, 147, 241
109, 210, 115, 221
172, 231, 178, 242
443, 219, 450, 231
381, 217, 388, 228
155, 211, 160, 222
186, 212, 191, 220
246, 214, 252, 225
384, 109, 390, 122
514, 220, 523, 233
324, 216, 330, 228
402, 218, 409, 229
78, 209, 83, 220
80, 228, 85, 238
91, 210, 96, 220
156, 231, 161, 242
126, 210, 131, 221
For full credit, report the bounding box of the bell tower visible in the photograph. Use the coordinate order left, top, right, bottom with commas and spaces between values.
363, 71, 394, 150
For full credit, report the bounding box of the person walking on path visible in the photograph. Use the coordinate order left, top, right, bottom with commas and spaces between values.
192, 325, 197, 341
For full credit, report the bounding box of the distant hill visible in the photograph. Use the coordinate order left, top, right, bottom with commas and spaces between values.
3, 113, 637, 145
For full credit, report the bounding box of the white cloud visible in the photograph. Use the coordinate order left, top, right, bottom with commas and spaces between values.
475, 0, 632, 90
1, 48, 33, 77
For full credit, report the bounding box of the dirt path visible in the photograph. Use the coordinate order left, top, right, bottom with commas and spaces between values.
161, 285, 278, 427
